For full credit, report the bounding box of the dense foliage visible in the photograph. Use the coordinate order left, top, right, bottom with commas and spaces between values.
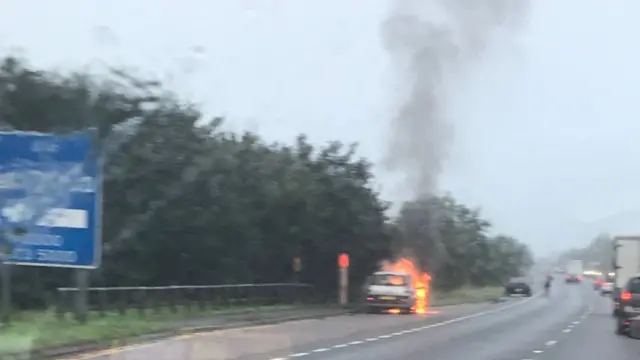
0, 57, 533, 308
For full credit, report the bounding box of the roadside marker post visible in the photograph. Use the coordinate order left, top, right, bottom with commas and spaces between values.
338, 253, 349, 306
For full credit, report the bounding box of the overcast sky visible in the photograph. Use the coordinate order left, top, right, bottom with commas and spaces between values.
1, 0, 639, 255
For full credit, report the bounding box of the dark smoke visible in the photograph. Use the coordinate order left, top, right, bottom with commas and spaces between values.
381, 0, 530, 197
381, 0, 529, 273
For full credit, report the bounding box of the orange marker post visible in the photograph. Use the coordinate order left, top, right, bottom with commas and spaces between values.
338, 253, 349, 305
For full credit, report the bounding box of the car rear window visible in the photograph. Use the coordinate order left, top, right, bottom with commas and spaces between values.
627, 277, 640, 294
510, 277, 526, 283
371, 274, 409, 286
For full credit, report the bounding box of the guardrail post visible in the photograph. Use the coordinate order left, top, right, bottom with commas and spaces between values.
97, 288, 106, 317
154, 288, 163, 314
55, 289, 67, 320
136, 287, 146, 317
197, 287, 206, 311
185, 287, 192, 314
169, 286, 178, 313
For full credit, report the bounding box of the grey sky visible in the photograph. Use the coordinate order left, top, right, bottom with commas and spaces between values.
1, 0, 639, 255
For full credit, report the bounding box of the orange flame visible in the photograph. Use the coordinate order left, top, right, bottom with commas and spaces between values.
381, 258, 431, 314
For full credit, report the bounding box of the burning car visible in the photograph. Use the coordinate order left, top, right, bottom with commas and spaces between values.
363, 258, 431, 315
364, 271, 416, 314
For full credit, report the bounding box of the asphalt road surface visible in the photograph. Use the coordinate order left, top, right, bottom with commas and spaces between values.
62, 278, 640, 360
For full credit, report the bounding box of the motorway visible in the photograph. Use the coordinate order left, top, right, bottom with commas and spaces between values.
63, 279, 640, 360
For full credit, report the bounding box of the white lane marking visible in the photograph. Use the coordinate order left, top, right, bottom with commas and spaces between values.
533, 350, 543, 353
545, 340, 557, 346
563, 329, 572, 333
573, 321, 580, 324
274, 294, 540, 359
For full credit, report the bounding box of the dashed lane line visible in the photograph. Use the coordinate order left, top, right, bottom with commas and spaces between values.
271, 294, 595, 360
268, 294, 541, 360
518, 307, 591, 360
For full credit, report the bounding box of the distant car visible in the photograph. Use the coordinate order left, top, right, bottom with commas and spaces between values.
565, 274, 582, 283
614, 274, 640, 335
504, 277, 532, 297
594, 278, 603, 290
601, 282, 613, 295
364, 271, 416, 314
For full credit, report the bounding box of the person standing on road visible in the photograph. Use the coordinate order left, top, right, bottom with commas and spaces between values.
544, 275, 553, 296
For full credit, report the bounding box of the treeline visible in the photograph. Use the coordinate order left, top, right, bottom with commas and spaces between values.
0, 57, 533, 308
558, 234, 614, 270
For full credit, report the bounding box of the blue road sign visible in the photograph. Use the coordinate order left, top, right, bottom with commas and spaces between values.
0, 130, 102, 268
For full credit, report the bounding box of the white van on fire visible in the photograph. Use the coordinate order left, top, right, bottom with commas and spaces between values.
364, 271, 416, 314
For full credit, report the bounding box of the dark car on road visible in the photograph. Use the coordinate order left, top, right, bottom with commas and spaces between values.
504, 277, 532, 297
614, 274, 640, 335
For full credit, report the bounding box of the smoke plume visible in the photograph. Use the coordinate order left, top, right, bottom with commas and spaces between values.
381, 0, 530, 197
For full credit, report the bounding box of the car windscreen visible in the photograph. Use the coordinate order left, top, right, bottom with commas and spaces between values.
627, 277, 640, 294
371, 274, 409, 286
509, 277, 526, 284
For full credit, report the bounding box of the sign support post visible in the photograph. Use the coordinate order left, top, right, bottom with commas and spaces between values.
74, 269, 90, 323
338, 253, 349, 306
0, 260, 11, 324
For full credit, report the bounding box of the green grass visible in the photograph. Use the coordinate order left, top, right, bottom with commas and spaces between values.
430, 286, 504, 306
0, 304, 298, 356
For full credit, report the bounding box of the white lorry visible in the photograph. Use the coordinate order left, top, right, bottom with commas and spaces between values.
612, 236, 640, 334
613, 236, 640, 295
565, 260, 584, 283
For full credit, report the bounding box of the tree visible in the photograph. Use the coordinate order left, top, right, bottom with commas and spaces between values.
0, 56, 532, 308
390, 194, 533, 290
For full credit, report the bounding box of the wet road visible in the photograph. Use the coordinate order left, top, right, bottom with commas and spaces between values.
63, 279, 640, 360
533, 287, 640, 360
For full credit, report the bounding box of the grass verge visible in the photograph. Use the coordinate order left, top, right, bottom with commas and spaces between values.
0, 287, 505, 356
430, 286, 504, 306
0, 304, 298, 356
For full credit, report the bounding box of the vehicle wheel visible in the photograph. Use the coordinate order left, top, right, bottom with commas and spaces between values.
615, 320, 626, 335
400, 308, 412, 315
366, 307, 378, 314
